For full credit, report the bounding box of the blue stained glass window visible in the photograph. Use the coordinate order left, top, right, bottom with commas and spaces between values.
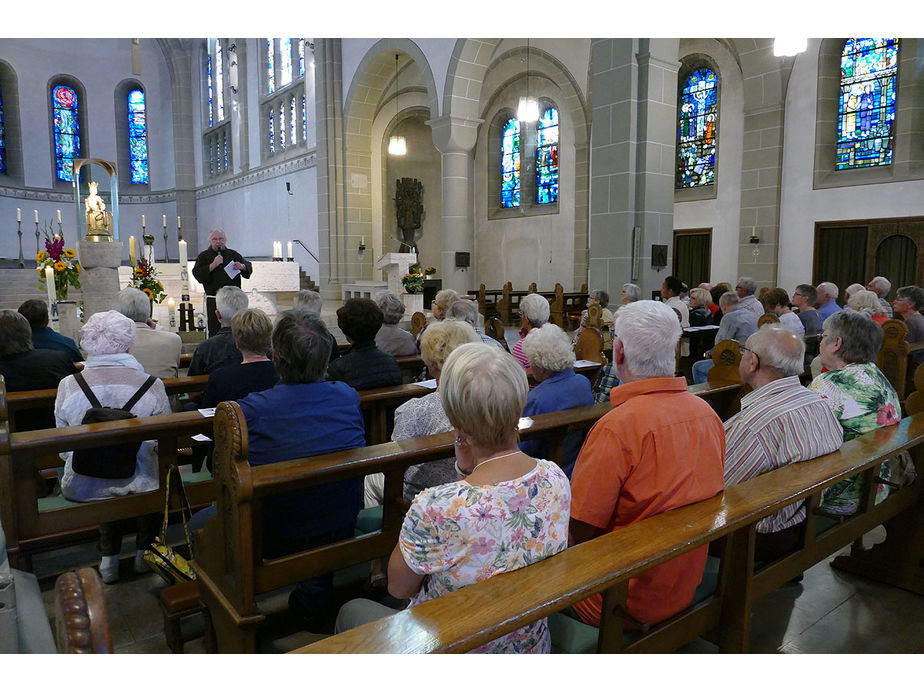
837, 38, 899, 170
280, 39, 292, 87
215, 40, 224, 122
302, 96, 307, 142
290, 96, 297, 145
501, 117, 520, 208
0, 85, 6, 174
676, 68, 717, 188
266, 39, 275, 94
299, 39, 305, 76
268, 108, 275, 153
127, 89, 149, 184
279, 103, 286, 149
223, 133, 228, 170
536, 107, 559, 204
52, 85, 80, 182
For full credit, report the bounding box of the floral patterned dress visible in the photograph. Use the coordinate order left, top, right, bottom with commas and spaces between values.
808, 362, 901, 514
398, 458, 571, 653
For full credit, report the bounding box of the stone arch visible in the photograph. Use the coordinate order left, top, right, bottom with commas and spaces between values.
443, 39, 502, 122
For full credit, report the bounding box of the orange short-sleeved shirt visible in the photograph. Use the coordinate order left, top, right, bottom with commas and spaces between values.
570, 376, 725, 627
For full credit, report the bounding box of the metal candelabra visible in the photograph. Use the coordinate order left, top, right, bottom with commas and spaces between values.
57, 220, 64, 242
17, 221, 24, 268
163, 225, 170, 262
34, 221, 40, 256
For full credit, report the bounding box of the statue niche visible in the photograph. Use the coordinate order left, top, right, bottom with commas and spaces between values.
395, 177, 423, 254
84, 181, 113, 236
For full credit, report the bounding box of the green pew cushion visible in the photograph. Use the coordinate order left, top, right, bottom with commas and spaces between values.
355, 506, 384, 536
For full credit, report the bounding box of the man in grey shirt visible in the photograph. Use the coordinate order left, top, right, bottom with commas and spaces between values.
735, 276, 765, 318
692, 291, 759, 383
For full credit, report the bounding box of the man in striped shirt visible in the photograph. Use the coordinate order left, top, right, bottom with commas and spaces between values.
724, 324, 844, 563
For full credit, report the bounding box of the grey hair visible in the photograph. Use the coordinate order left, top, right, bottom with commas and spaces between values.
113, 287, 152, 322
216, 286, 249, 325
79, 310, 136, 355
736, 277, 757, 295
590, 289, 610, 309
271, 309, 332, 383
612, 300, 681, 379
445, 298, 478, 326
374, 291, 406, 325
433, 289, 460, 312
419, 319, 479, 373
845, 283, 865, 301
520, 293, 550, 327
689, 287, 711, 309
747, 325, 805, 377
622, 283, 641, 302
847, 290, 884, 316
522, 323, 575, 374
897, 285, 924, 311
293, 290, 322, 315
817, 282, 839, 304
795, 284, 817, 305
439, 343, 528, 449
869, 276, 891, 296
719, 291, 740, 308
0, 310, 34, 356
823, 310, 882, 364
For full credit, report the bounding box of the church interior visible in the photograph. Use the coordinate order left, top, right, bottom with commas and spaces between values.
1, 30, 924, 665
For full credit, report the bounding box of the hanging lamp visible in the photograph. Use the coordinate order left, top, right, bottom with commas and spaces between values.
518, 38, 539, 123
388, 53, 407, 156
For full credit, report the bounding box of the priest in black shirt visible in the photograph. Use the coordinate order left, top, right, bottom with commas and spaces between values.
192, 229, 253, 336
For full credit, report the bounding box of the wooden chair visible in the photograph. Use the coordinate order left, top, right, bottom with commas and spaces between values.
53, 567, 113, 653
574, 327, 605, 364
485, 317, 510, 352
410, 311, 427, 338
757, 313, 779, 327
878, 319, 910, 400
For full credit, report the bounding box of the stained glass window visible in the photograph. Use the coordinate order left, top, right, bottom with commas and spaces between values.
0, 85, 5, 175
127, 89, 149, 184
302, 96, 307, 142
266, 39, 275, 95
215, 40, 225, 122
299, 39, 305, 76
501, 117, 520, 208
676, 68, 717, 188
290, 96, 297, 145
268, 108, 275, 153
280, 39, 292, 87
837, 38, 899, 170
223, 133, 228, 170
536, 107, 559, 204
52, 85, 80, 182
206, 54, 214, 127
279, 102, 286, 149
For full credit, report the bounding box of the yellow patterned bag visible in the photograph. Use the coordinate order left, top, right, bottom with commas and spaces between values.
143, 465, 196, 583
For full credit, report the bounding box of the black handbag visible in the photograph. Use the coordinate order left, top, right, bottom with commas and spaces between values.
70, 371, 156, 479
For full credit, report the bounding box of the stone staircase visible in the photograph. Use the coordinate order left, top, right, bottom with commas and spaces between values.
0, 268, 83, 311
299, 269, 318, 292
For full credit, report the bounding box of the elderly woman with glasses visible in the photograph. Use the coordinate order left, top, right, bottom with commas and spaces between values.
336, 343, 571, 652
808, 310, 901, 516
373, 291, 418, 356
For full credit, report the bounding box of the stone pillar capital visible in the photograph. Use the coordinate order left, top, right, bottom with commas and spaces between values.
425, 115, 484, 154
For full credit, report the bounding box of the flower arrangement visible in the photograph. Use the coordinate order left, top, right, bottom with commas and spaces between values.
36, 224, 81, 300
423, 266, 437, 277
128, 256, 167, 304
401, 263, 425, 294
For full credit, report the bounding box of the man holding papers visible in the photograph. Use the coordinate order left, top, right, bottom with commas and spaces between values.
193, 228, 253, 336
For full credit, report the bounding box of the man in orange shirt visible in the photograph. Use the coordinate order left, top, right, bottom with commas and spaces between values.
569, 299, 725, 627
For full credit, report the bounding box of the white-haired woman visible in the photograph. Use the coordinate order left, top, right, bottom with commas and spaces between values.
521, 323, 593, 475
337, 343, 571, 652
363, 319, 480, 507
847, 289, 889, 325
374, 291, 417, 356
414, 288, 459, 352
512, 292, 551, 372
54, 310, 170, 583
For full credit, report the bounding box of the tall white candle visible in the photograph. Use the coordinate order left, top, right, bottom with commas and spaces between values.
34, 209, 39, 223
287, 241, 293, 259
167, 297, 176, 310
45, 265, 55, 307
177, 216, 182, 230
178, 239, 189, 296
162, 214, 167, 228
141, 214, 146, 227
57, 209, 62, 224
17, 208, 21, 222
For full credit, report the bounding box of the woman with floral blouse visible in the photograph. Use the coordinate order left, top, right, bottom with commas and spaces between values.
809, 310, 901, 515
336, 343, 572, 652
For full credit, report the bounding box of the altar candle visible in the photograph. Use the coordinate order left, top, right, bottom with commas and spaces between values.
45, 265, 55, 307
178, 239, 189, 294
167, 297, 176, 311
287, 241, 293, 259
162, 214, 167, 228
129, 236, 137, 266
34, 209, 39, 223
16, 208, 21, 222
177, 216, 181, 230
142, 214, 146, 227
57, 209, 62, 224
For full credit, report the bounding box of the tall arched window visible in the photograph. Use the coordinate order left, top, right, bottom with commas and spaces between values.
500, 117, 520, 208
52, 84, 80, 182
836, 38, 899, 169
203, 40, 231, 178
262, 38, 310, 158
676, 68, 717, 188
536, 107, 559, 204
127, 88, 149, 184
0, 83, 6, 175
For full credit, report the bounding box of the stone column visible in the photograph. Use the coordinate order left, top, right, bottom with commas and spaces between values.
427, 115, 482, 295
77, 241, 123, 321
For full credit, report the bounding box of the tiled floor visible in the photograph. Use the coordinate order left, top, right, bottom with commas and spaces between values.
34, 525, 924, 654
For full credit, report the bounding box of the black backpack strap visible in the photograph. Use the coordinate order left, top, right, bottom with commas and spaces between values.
122, 375, 157, 413
73, 371, 103, 409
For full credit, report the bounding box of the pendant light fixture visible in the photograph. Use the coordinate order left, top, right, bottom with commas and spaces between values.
388, 53, 407, 156
518, 38, 539, 123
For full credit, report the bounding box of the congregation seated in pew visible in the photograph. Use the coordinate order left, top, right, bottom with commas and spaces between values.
363, 319, 479, 507
53, 310, 170, 584
328, 297, 402, 390
18, 298, 84, 362
187, 286, 249, 377
444, 296, 502, 349
373, 291, 418, 357
512, 292, 550, 374
335, 342, 572, 653
692, 290, 759, 384
113, 287, 183, 380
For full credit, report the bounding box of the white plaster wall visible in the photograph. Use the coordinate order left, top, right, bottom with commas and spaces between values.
196, 165, 320, 279
778, 40, 924, 292
673, 39, 744, 285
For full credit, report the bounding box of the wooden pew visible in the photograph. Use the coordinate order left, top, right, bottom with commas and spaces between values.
294, 413, 924, 654
484, 317, 510, 352
194, 381, 743, 652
